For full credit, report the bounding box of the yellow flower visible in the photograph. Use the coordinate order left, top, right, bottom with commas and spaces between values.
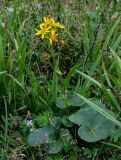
43, 17, 51, 26
39, 17, 51, 29
35, 25, 51, 39
39, 23, 44, 29
51, 19, 65, 29
49, 29, 58, 45
35, 17, 64, 44
55, 22, 65, 29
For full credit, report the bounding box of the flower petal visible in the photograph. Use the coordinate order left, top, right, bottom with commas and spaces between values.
49, 38, 52, 45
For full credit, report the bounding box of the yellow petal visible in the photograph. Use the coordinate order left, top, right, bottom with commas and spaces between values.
51, 19, 55, 24
56, 22, 64, 28
44, 17, 47, 22
35, 29, 39, 32
49, 38, 52, 45
51, 29, 55, 35
35, 32, 40, 35
46, 26, 52, 30
35, 30, 41, 35
41, 34, 44, 39
60, 25, 65, 28
40, 23, 44, 29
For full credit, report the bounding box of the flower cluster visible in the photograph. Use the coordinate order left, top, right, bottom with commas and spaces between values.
35, 17, 64, 45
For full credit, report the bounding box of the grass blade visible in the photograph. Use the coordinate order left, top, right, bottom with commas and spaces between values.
64, 64, 79, 92
6, 74, 25, 91
76, 70, 120, 110
102, 18, 120, 50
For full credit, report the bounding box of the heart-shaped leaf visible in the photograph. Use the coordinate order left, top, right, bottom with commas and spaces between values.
50, 116, 61, 128
48, 141, 62, 154
62, 116, 74, 127
56, 97, 67, 109
28, 126, 55, 146
69, 107, 115, 142
67, 92, 84, 106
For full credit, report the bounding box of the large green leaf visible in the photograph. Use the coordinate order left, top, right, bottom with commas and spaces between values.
67, 91, 84, 106
69, 107, 115, 142
62, 116, 74, 128
28, 126, 55, 146
48, 141, 62, 154
75, 93, 121, 127
56, 97, 67, 109
50, 116, 61, 128
56, 91, 84, 109
78, 121, 114, 143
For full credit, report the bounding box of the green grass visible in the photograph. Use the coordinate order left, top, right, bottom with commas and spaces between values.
0, 0, 121, 159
